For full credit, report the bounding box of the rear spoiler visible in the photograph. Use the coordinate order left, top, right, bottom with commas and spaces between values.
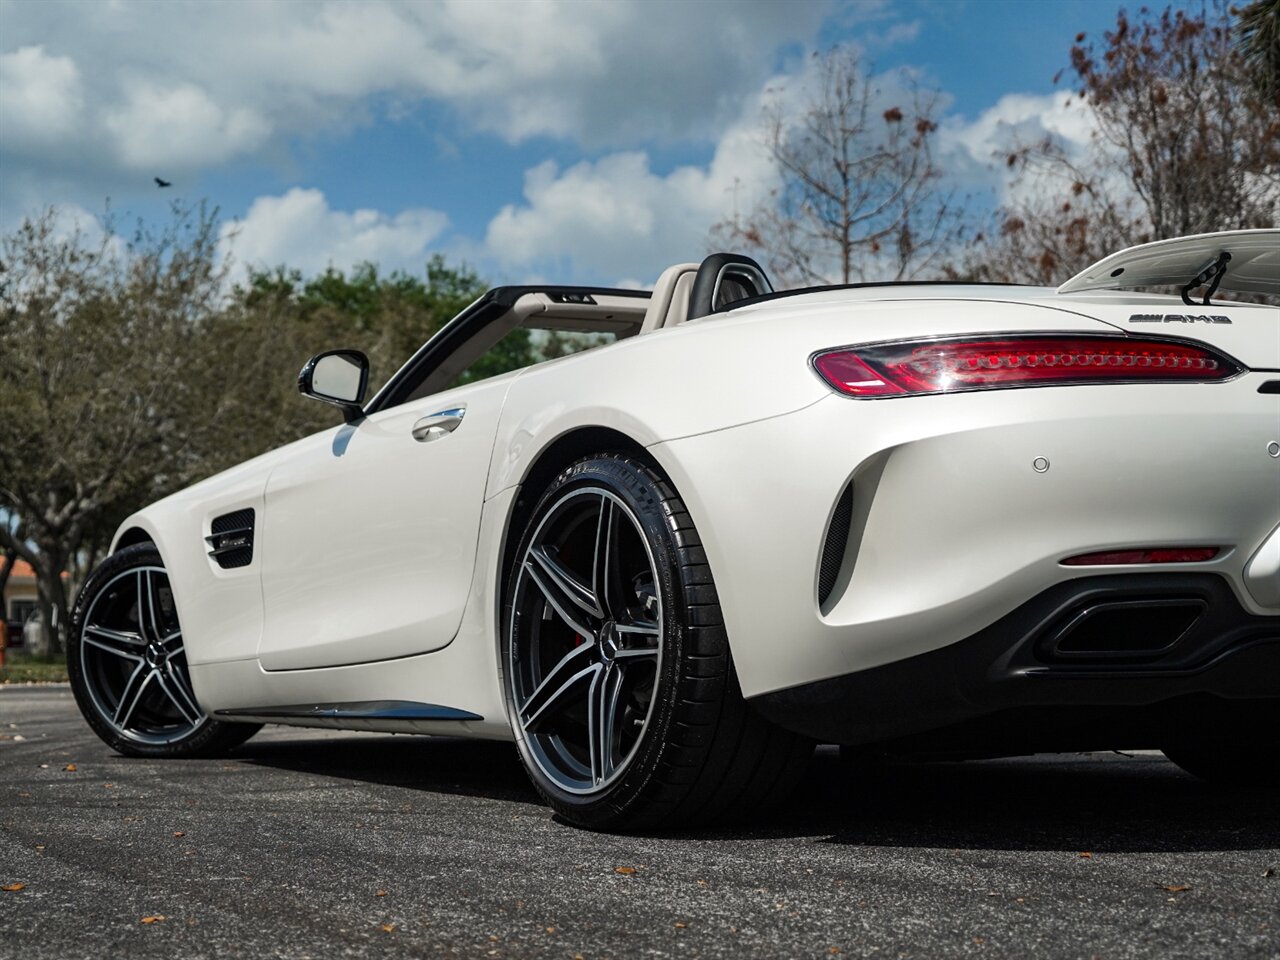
1058, 229, 1279, 302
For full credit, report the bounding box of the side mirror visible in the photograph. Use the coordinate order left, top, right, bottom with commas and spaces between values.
298, 350, 369, 423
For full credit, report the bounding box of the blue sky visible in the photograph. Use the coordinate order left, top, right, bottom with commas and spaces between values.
0, 0, 1168, 287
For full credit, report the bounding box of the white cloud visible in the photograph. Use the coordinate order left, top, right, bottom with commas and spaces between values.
221, 187, 449, 280
0, 0, 844, 199
938, 92, 1098, 202
481, 53, 944, 284
484, 127, 774, 284
0, 45, 83, 151
104, 81, 270, 169
861, 19, 922, 50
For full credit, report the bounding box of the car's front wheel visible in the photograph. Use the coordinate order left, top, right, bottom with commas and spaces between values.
501, 454, 812, 831
68, 544, 260, 758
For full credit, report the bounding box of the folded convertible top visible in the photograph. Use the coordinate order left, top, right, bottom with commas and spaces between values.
1057, 229, 1280, 298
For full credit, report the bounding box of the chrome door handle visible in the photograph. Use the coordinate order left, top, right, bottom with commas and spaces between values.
411, 407, 465, 443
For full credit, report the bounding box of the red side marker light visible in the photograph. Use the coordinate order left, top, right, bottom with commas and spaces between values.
1062, 547, 1220, 566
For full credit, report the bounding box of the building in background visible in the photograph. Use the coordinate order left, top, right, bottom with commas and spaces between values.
3, 559, 41, 646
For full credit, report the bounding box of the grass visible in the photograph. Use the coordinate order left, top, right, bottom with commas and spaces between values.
0, 653, 69, 684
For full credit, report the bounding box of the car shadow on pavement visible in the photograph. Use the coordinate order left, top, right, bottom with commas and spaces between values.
783, 750, 1280, 854
233, 735, 1278, 853
235, 734, 541, 805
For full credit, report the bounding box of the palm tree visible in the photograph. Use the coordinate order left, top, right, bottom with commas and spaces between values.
1237, 0, 1280, 100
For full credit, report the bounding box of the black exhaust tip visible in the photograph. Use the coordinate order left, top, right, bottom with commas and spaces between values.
1043, 599, 1207, 662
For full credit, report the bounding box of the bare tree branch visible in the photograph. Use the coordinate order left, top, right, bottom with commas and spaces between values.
712, 47, 966, 287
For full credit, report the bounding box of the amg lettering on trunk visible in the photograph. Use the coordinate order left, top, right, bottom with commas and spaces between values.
1128, 314, 1232, 324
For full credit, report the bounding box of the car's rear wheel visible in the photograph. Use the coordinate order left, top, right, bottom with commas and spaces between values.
68, 544, 260, 758
501, 454, 812, 830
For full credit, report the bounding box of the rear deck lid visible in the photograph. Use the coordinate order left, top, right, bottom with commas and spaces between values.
1058, 229, 1279, 298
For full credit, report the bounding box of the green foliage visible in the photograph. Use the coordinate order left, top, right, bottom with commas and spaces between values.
208, 252, 497, 465
0, 203, 233, 651
1236, 0, 1280, 101
0, 655, 69, 683
0, 207, 506, 651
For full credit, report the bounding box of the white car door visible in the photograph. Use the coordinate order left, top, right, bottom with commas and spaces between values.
256, 374, 510, 671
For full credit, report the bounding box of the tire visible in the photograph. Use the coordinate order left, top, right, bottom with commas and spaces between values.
501, 454, 812, 831
1162, 699, 1280, 788
68, 544, 261, 758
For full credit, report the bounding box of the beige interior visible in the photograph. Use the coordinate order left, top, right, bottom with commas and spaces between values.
640, 262, 699, 334
408, 292, 650, 400
403, 260, 731, 402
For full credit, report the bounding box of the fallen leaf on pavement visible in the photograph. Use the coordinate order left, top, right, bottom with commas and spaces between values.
64, 764, 76, 772
1161, 884, 1192, 893
614, 866, 637, 875
376, 889, 387, 897
173, 832, 185, 838
140, 915, 165, 924
674, 921, 687, 929
2, 884, 27, 892
380, 923, 395, 933
1078, 852, 1093, 859
545, 926, 555, 934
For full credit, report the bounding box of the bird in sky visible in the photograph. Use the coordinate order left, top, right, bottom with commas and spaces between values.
154, 177, 172, 188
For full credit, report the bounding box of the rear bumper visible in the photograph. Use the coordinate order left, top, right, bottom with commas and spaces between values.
749, 573, 1280, 748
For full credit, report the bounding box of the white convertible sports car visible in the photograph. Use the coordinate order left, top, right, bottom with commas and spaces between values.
70, 230, 1280, 829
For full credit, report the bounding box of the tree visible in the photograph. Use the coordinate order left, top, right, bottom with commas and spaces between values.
713, 47, 965, 287
0, 203, 497, 656
210, 256, 495, 464
0, 204, 229, 654
1237, 0, 1280, 101
959, 2, 1280, 284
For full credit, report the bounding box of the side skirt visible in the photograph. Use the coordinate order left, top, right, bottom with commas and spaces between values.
214, 700, 482, 735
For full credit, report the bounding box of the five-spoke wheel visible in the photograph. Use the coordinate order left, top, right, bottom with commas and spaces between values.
509, 486, 663, 793
69, 544, 260, 757
78, 565, 204, 744
502, 455, 811, 830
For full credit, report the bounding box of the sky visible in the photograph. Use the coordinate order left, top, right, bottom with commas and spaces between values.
0, 0, 1170, 289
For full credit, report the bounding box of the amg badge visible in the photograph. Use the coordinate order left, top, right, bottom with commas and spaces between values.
1129, 313, 1232, 324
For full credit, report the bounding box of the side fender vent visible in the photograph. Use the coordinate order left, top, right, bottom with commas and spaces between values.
206, 508, 255, 569
818, 483, 854, 606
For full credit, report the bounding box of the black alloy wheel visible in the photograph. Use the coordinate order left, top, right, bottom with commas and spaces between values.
68, 544, 260, 757
502, 455, 812, 831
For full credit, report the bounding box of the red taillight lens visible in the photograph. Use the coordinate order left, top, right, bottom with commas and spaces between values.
813, 336, 1240, 398
1062, 547, 1220, 566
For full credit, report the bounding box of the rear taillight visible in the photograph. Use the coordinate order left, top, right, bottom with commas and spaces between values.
1062, 547, 1220, 566
813, 335, 1241, 398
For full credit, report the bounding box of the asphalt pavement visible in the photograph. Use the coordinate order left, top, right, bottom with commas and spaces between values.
1, 685, 1276, 959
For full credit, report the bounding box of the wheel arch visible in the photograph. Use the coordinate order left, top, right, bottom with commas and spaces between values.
113, 526, 156, 551
497, 425, 659, 603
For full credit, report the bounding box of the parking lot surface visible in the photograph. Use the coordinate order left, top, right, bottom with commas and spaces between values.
1, 685, 1276, 959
